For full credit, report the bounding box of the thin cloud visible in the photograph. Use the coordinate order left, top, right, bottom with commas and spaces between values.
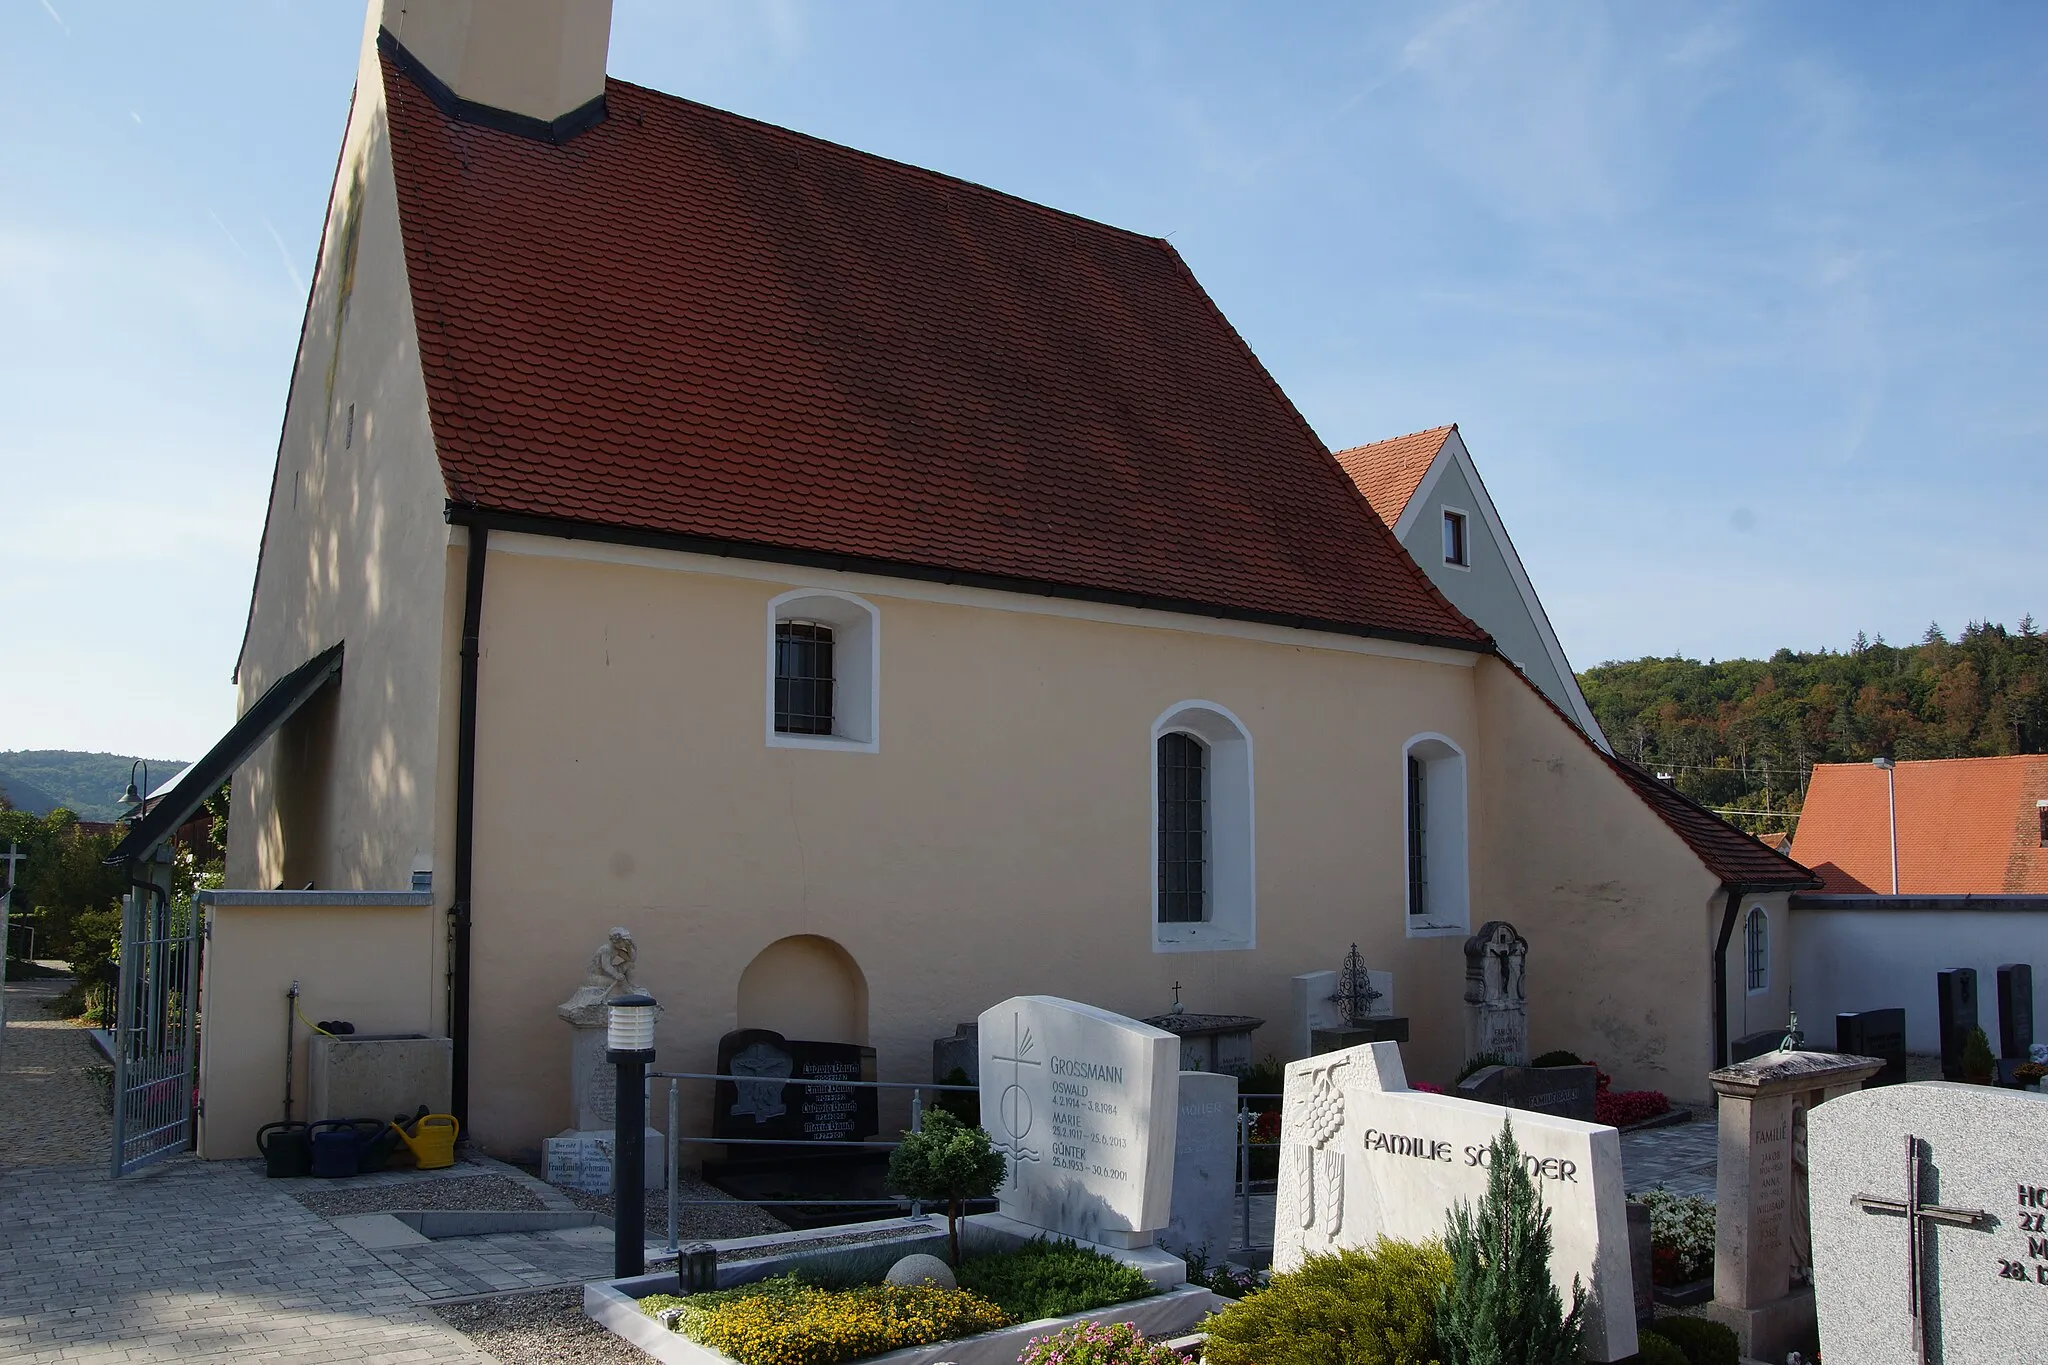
39, 0, 70, 35
260, 216, 306, 296
208, 210, 250, 261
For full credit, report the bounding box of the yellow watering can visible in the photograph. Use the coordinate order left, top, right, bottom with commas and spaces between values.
393, 1113, 459, 1170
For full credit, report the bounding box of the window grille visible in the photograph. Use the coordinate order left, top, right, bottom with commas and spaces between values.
1158, 731, 1208, 923
1745, 907, 1768, 991
1407, 755, 1429, 916
774, 622, 835, 735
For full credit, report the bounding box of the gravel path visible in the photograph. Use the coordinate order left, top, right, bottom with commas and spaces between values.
438, 1287, 657, 1364
292, 1172, 551, 1216
0, 972, 111, 1169
545, 1166, 791, 1241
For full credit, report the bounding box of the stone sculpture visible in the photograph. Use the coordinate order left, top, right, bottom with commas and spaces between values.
557, 926, 639, 1027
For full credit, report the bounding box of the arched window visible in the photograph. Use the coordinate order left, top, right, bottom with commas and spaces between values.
1403, 734, 1469, 936
1152, 702, 1254, 951
766, 589, 879, 751
1745, 906, 1769, 993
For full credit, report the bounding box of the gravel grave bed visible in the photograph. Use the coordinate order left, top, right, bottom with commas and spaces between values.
438, 1286, 656, 1364
543, 1167, 790, 1241
290, 1173, 549, 1216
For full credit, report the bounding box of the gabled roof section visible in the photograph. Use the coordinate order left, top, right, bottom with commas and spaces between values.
1791, 756, 2048, 894
378, 54, 1489, 651
1333, 427, 1454, 526
1510, 664, 1817, 888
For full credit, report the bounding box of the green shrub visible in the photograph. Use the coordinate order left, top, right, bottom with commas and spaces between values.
1437, 1119, 1586, 1365
932, 1067, 980, 1126
1529, 1050, 1584, 1068
641, 1274, 1009, 1365
1184, 1249, 1264, 1299
1455, 1052, 1509, 1083
1627, 1328, 1688, 1365
886, 1110, 1006, 1264
1202, 1238, 1452, 1365
1648, 1315, 1738, 1365
1962, 1026, 1996, 1080
956, 1237, 1153, 1322
1017, 1320, 1182, 1365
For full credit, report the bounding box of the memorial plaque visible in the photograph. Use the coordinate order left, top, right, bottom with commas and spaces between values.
1273, 1040, 1636, 1361
1162, 1070, 1238, 1263
1456, 1063, 1598, 1122
1836, 1008, 1907, 1087
712, 1028, 878, 1144
1999, 964, 2035, 1061
1810, 1083, 2048, 1365
1937, 969, 1979, 1081
978, 995, 1178, 1248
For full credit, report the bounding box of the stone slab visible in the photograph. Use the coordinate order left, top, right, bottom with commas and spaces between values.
569, 1025, 618, 1132
1312, 1019, 1410, 1050
329, 1212, 433, 1249
1292, 970, 1342, 1058
1456, 1063, 1598, 1123
306, 1033, 451, 1124
1273, 1040, 1635, 1361
1810, 1082, 2048, 1365
543, 1127, 666, 1194
1836, 1008, 1908, 1086
1627, 1200, 1653, 1325
932, 1022, 978, 1085
1162, 1070, 1238, 1262
1937, 967, 1979, 1080
978, 995, 1178, 1247
713, 1028, 879, 1143
1999, 963, 2035, 1060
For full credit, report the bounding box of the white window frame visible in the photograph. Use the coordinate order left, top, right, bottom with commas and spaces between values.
1402, 732, 1470, 937
1441, 506, 1472, 570
1744, 906, 1770, 995
1151, 701, 1254, 953
765, 588, 879, 752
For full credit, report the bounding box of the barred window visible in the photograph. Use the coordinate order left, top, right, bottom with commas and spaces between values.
774, 622, 835, 735
1157, 731, 1209, 924
1407, 755, 1429, 917
1745, 907, 1769, 992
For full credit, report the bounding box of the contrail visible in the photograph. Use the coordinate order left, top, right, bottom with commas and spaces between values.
40, 0, 71, 34
261, 216, 306, 296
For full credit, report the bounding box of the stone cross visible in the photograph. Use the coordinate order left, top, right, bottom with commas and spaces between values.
989, 1009, 1045, 1171
1851, 1134, 1994, 1365
0, 841, 24, 892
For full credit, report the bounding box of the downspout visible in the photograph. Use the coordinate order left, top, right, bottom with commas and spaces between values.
1711, 883, 1747, 1073
450, 521, 489, 1129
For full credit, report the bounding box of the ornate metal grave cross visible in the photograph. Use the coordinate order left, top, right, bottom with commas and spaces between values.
1851, 1134, 1994, 1365
1329, 943, 1382, 1026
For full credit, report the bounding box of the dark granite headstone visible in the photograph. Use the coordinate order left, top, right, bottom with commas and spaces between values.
713, 1029, 878, 1144
1997, 963, 2034, 1060
1937, 968, 1979, 1081
932, 1022, 978, 1085
1455, 1063, 1598, 1122
1729, 1028, 1785, 1064
1835, 1008, 1907, 1086
1627, 1201, 1654, 1326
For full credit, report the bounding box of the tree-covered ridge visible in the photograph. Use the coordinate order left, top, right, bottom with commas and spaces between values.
1578, 617, 2047, 833
0, 750, 189, 822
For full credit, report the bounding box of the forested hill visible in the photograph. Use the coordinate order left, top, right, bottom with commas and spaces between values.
0, 751, 190, 822
1577, 618, 2047, 834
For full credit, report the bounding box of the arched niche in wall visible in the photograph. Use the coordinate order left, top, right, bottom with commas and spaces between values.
736, 933, 870, 1044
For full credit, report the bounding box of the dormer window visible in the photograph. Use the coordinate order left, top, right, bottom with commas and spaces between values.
1442, 509, 1469, 567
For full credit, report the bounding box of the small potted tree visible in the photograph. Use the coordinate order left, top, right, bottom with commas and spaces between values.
1961, 1026, 1997, 1084
887, 1109, 1007, 1265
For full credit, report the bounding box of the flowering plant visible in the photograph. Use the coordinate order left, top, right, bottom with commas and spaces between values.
1635, 1189, 1715, 1284
643, 1276, 1009, 1365
1016, 1319, 1183, 1365
1250, 1110, 1282, 1144
1593, 1089, 1668, 1127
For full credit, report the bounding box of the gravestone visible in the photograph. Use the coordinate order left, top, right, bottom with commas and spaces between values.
1627, 1201, 1654, 1326
1463, 921, 1530, 1065
1456, 1063, 1598, 1122
1702, 1049, 1885, 1362
712, 1029, 879, 1144
1142, 1012, 1264, 1075
1273, 1040, 1636, 1361
1810, 1082, 2048, 1365
1730, 1028, 1788, 1065
1836, 1008, 1908, 1087
932, 1022, 978, 1085
1937, 968, 1979, 1080
1999, 963, 2034, 1060
1291, 971, 1342, 1059
977, 995, 1179, 1248
1162, 1070, 1238, 1263
544, 927, 662, 1194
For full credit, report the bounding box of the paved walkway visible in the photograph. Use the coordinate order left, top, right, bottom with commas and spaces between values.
1619, 1114, 1718, 1200
1, 974, 112, 1169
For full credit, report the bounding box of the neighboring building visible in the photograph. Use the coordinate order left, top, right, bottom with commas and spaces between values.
1335, 426, 1608, 750
1791, 756, 2048, 894
129, 0, 1813, 1161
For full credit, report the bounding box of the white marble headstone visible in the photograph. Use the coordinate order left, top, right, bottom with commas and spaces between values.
1163, 1070, 1239, 1263
1810, 1082, 2048, 1365
1273, 1041, 1635, 1361
978, 996, 1179, 1248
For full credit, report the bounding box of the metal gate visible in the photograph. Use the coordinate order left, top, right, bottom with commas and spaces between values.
110, 872, 202, 1175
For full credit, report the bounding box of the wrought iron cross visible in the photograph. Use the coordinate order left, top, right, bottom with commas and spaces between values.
1852, 1134, 1993, 1365
1330, 943, 1382, 1026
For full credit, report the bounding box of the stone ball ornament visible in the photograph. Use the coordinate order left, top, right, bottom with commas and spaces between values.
884, 1253, 957, 1290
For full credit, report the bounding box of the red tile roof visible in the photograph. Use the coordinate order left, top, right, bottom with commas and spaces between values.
379, 58, 1489, 649
1790, 756, 2048, 894
1333, 427, 1454, 526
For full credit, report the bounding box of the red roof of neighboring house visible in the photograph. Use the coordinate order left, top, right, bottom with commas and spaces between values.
1333, 427, 1454, 526
379, 59, 1489, 650
1790, 756, 2048, 894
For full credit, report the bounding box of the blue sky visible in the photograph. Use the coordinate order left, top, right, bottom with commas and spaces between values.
3, 1, 2043, 758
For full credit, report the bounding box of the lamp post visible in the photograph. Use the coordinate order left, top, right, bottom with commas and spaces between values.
1873, 757, 1899, 894
608, 992, 657, 1281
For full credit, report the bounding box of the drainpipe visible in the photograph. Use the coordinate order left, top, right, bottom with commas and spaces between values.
1712, 883, 1748, 1072
450, 520, 489, 1129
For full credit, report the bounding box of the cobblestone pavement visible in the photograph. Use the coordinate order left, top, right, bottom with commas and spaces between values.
1, 974, 112, 1170
1620, 1115, 1718, 1200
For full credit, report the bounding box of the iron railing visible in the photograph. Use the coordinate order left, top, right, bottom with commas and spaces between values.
110, 889, 201, 1175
